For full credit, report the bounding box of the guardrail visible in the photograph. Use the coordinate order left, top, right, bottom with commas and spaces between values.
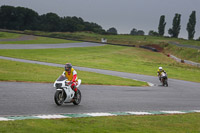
168, 54, 200, 68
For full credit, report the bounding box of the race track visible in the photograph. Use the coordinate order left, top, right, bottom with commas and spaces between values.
0, 79, 200, 116
0, 42, 200, 116
0, 42, 104, 49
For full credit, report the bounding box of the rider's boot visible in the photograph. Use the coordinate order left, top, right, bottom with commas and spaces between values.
74, 88, 78, 99
72, 84, 77, 99
71, 86, 77, 102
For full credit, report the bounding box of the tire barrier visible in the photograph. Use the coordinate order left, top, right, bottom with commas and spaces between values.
139, 45, 158, 52
106, 43, 135, 47
168, 54, 200, 68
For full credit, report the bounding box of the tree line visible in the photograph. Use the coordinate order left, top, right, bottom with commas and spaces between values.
110, 11, 197, 40
0, 5, 106, 34
149, 11, 197, 40
0, 5, 198, 40
107, 11, 198, 40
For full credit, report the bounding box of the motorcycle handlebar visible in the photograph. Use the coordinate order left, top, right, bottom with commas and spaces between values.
65, 81, 74, 85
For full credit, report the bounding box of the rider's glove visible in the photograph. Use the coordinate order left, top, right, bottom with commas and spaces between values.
66, 81, 72, 85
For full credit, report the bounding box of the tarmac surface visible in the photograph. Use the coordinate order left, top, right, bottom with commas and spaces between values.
0, 42, 104, 49
0, 56, 200, 116
0, 42, 200, 116
169, 41, 200, 49
0, 78, 200, 116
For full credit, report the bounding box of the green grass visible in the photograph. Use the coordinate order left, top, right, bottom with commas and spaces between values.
0, 31, 21, 39
0, 31, 80, 44
1, 31, 200, 132
24, 30, 200, 46
0, 45, 199, 82
0, 36, 80, 44
1, 31, 199, 63
21, 31, 200, 63
24, 30, 170, 45
1, 113, 200, 133
164, 44, 200, 63
0, 31, 199, 82
0, 59, 147, 86
179, 39, 200, 46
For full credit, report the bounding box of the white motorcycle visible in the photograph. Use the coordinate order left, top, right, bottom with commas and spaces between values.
160, 72, 168, 87
53, 75, 82, 106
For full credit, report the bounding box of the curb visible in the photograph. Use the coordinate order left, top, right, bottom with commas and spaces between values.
147, 82, 155, 87
0, 110, 200, 121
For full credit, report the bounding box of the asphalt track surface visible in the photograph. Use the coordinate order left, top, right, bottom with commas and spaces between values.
0, 42, 104, 49
0, 35, 37, 42
0, 43, 200, 116
169, 41, 200, 49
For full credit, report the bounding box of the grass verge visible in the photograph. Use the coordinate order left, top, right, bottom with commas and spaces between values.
1, 30, 199, 63
23, 30, 200, 46
0, 45, 199, 82
0, 31, 21, 39
164, 44, 200, 63
0, 31, 80, 44
0, 113, 200, 133
0, 59, 147, 86
22, 31, 200, 63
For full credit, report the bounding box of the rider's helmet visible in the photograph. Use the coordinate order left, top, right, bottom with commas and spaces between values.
65, 63, 72, 72
159, 67, 163, 71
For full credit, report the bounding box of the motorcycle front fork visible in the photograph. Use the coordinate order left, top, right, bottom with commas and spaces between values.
60, 90, 64, 99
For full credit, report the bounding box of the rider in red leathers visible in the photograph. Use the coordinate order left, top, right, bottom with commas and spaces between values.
62, 63, 78, 94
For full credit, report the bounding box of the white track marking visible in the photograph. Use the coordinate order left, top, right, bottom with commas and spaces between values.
126, 112, 152, 115
0, 117, 13, 121
35, 115, 69, 119
193, 110, 200, 113
161, 111, 185, 114
86, 113, 116, 117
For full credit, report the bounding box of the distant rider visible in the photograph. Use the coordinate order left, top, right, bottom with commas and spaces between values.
157, 67, 166, 82
62, 63, 78, 95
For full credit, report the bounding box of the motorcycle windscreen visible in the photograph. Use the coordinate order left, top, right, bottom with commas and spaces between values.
57, 75, 67, 81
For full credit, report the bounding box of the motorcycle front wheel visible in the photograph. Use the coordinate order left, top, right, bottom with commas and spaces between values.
165, 80, 168, 87
163, 79, 168, 87
73, 89, 81, 105
54, 90, 66, 106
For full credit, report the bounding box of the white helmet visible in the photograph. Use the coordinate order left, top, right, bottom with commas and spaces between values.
159, 67, 163, 70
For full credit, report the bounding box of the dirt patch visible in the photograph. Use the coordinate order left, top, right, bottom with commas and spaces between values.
146, 44, 164, 52
0, 35, 37, 41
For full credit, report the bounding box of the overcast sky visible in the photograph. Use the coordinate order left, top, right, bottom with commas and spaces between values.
1, 0, 200, 39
